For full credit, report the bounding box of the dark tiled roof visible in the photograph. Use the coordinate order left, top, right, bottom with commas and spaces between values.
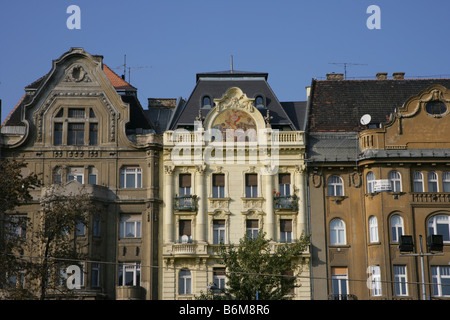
307, 78, 450, 132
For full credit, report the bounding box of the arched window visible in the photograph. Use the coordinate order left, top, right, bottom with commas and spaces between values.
202, 96, 211, 108
390, 215, 404, 243
179, 269, 192, 295
443, 172, 450, 193
428, 215, 450, 242
413, 171, 424, 192
369, 216, 379, 243
388, 171, 402, 192
255, 96, 264, 108
328, 176, 344, 196
367, 172, 375, 193
428, 171, 439, 192
330, 218, 346, 245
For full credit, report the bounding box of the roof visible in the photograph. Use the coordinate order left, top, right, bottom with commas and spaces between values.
102, 64, 137, 91
307, 78, 450, 132
169, 70, 305, 131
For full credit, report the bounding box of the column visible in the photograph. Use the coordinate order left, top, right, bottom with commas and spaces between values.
163, 165, 174, 243
296, 164, 307, 236
195, 164, 206, 242
264, 166, 275, 240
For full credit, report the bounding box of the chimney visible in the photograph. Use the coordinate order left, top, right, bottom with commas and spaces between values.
376, 72, 388, 80
326, 73, 344, 80
393, 72, 405, 80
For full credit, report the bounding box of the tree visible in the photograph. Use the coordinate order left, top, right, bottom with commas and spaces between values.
0, 158, 40, 298
198, 231, 310, 300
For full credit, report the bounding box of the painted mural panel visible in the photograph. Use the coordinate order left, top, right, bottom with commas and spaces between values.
211, 109, 257, 142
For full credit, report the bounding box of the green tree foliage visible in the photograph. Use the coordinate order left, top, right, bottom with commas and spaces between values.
198, 231, 310, 300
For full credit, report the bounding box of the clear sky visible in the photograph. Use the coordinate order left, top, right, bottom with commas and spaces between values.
1, 0, 450, 123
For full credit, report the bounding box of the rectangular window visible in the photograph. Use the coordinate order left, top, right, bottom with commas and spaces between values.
443, 172, 450, 192
179, 220, 192, 243
179, 269, 192, 295
212, 174, 225, 198
120, 167, 142, 188
91, 263, 100, 288
68, 108, 85, 118
280, 219, 292, 243
331, 267, 348, 298
88, 167, 98, 185
394, 265, 408, 296
89, 123, 98, 145
278, 174, 291, 196
213, 268, 226, 293
246, 219, 259, 239
431, 266, 450, 297
118, 263, 140, 286
245, 174, 258, 198
179, 174, 191, 196
54, 123, 63, 145
369, 265, 382, 297
213, 220, 226, 244
68, 123, 85, 145
68, 167, 84, 184
75, 221, 85, 236
119, 215, 142, 238
93, 214, 101, 237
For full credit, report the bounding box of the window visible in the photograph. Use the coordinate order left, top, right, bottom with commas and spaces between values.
330, 218, 346, 245
93, 214, 101, 237
53, 167, 62, 184
369, 216, 379, 243
202, 96, 211, 108
119, 215, 142, 238
394, 265, 408, 296
390, 215, 404, 243
179, 220, 192, 243
212, 174, 225, 198
413, 171, 424, 192
179, 269, 192, 295
331, 267, 348, 298
213, 268, 226, 293
255, 96, 264, 108
75, 221, 85, 236
91, 263, 100, 288
369, 265, 382, 297
428, 171, 439, 192
246, 220, 259, 239
68, 108, 85, 118
278, 174, 291, 196
366, 172, 375, 193
68, 167, 84, 184
431, 266, 450, 297
120, 167, 142, 188
245, 173, 258, 198
88, 167, 98, 185
54, 123, 63, 145
179, 174, 191, 196
89, 123, 98, 145
118, 263, 140, 286
280, 219, 292, 243
388, 171, 402, 192
443, 172, 450, 192
426, 100, 447, 115
213, 220, 226, 244
327, 176, 343, 196
428, 215, 450, 242
67, 123, 85, 145
5, 215, 27, 239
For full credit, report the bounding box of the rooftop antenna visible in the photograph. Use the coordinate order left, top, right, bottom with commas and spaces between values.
112, 54, 152, 82
230, 55, 234, 73
329, 62, 368, 79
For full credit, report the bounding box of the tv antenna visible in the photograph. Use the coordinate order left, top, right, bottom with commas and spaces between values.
112, 54, 152, 83
329, 62, 368, 79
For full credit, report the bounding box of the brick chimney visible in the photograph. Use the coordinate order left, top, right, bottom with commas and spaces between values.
393, 72, 405, 80
376, 72, 388, 80
326, 73, 344, 80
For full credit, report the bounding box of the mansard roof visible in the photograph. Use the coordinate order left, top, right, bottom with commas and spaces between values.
168, 70, 306, 131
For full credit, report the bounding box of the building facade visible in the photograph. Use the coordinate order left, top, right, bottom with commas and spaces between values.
160, 70, 310, 299
1, 48, 161, 299
307, 73, 450, 300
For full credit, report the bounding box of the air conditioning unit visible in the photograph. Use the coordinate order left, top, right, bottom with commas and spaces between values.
427, 235, 443, 252
399, 235, 414, 252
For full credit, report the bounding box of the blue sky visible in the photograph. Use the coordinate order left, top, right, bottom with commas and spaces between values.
1, 0, 450, 123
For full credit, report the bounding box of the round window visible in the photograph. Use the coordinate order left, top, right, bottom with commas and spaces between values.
426, 100, 447, 115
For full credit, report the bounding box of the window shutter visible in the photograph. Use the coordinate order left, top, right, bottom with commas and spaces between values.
280, 220, 292, 232
279, 173, 291, 185
213, 174, 225, 186
179, 174, 191, 188
246, 174, 257, 186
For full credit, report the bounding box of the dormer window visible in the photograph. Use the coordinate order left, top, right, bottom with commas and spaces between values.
202, 96, 212, 108
52, 107, 99, 146
255, 96, 264, 109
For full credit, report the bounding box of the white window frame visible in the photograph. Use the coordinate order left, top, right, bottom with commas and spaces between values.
366, 172, 375, 194
428, 215, 450, 243
246, 220, 259, 240
388, 171, 402, 192
390, 215, 404, 243
413, 171, 424, 192
428, 171, 439, 193
120, 167, 142, 189
431, 266, 450, 297
118, 263, 141, 287
369, 216, 379, 243
330, 218, 346, 245
212, 268, 226, 293
369, 265, 382, 297
68, 167, 84, 184
179, 269, 192, 295
119, 214, 142, 238
443, 172, 450, 192
328, 175, 344, 196
331, 271, 348, 297
213, 220, 226, 244
393, 265, 408, 296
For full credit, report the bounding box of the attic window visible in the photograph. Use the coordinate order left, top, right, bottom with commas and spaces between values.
202, 96, 212, 108
68, 108, 85, 118
426, 101, 447, 116
55, 109, 63, 118
255, 96, 264, 109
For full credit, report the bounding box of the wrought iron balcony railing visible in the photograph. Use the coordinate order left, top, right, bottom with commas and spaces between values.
328, 294, 358, 300
274, 194, 298, 210
174, 195, 198, 211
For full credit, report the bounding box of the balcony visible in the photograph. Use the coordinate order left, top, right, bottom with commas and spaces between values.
412, 192, 450, 203
274, 195, 298, 211
328, 294, 358, 300
174, 195, 198, 211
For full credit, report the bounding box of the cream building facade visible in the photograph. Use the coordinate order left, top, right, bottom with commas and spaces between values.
160, 71, 310, 299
